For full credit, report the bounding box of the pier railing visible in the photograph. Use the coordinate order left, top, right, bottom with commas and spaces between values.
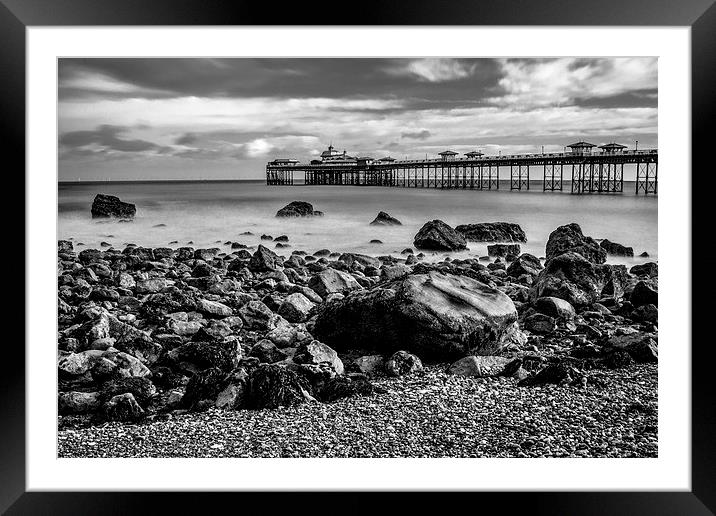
266, 149, 658, 194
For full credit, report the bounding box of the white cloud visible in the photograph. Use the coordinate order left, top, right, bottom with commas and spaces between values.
389, 58, 476, 83
489, 58, 657, 108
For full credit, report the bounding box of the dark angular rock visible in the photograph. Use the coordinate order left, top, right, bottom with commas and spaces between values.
276, 201, 320, 217
101, 376, 157, 406
369, 211, 402, 226
531, 251, 606, 307
249, 339, 288, 364
630, 262, 658, 278
91, 194, 136, 219
631, 280, 658, 307
545, 223, 606, 264
506, 253, 543, 278
413, 219, 467, 251
249, 244, 281, 272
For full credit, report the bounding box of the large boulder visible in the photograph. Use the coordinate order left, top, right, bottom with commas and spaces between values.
308, 268, 361, 297
91, 194, 136, 219
338, 253, 381, 269
369, 211, 402, 226
545, 223, 606, 264
413, 220, 467, 251
276, 201, 320, 217
313, 271, 518, 359
607, 332, 658, 362
454, 222, 527, 243
531, 251, 606, 307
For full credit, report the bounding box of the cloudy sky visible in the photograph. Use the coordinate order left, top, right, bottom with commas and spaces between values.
58, 58, 657, 181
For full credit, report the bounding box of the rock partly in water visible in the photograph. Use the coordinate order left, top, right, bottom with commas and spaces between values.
369, 211, 402, 226
276, 201, 321, 218
487, 243, 521, 258
313, 271, 518, 359
454, 222, 527, 243
545, 223, 606, 264
600, 239, 634, 257
413, 220, 467, 251
91, 194, 136, 219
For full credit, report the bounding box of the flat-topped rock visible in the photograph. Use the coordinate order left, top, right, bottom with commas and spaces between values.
276, 201, 322, 217
91, 194, 136, 219
454, 222, 527, 243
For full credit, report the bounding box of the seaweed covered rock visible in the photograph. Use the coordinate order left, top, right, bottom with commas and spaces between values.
318, 375, 385, 402
182, 367, 227, 410
313, 271, 518, 359
245, 364, 314, 409
413, 219, 467, 251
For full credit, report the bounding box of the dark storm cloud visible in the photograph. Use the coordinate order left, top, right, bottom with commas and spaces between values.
174, 132, 198, 145
59, 124, 165, 153
58, 58, 504, 106
401, 129, 431, 140
573, 90, 658, 109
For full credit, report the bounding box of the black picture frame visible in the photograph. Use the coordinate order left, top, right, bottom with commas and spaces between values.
4, 0, 713, 513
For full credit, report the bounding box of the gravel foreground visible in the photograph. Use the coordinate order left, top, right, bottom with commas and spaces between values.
58, 363, 657, 458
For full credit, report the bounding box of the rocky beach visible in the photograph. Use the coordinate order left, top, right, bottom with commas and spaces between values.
57, 196, 658, 458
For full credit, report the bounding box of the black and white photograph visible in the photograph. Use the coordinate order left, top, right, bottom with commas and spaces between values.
55, 56, 661, 459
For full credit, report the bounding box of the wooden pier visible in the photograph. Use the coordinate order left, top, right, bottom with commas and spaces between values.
266, 145, 658, 195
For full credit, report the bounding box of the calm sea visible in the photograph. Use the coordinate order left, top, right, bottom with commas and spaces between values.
58, 180, 657, 266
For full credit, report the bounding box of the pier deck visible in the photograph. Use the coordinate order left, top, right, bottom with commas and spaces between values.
266, 149, 658, 194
